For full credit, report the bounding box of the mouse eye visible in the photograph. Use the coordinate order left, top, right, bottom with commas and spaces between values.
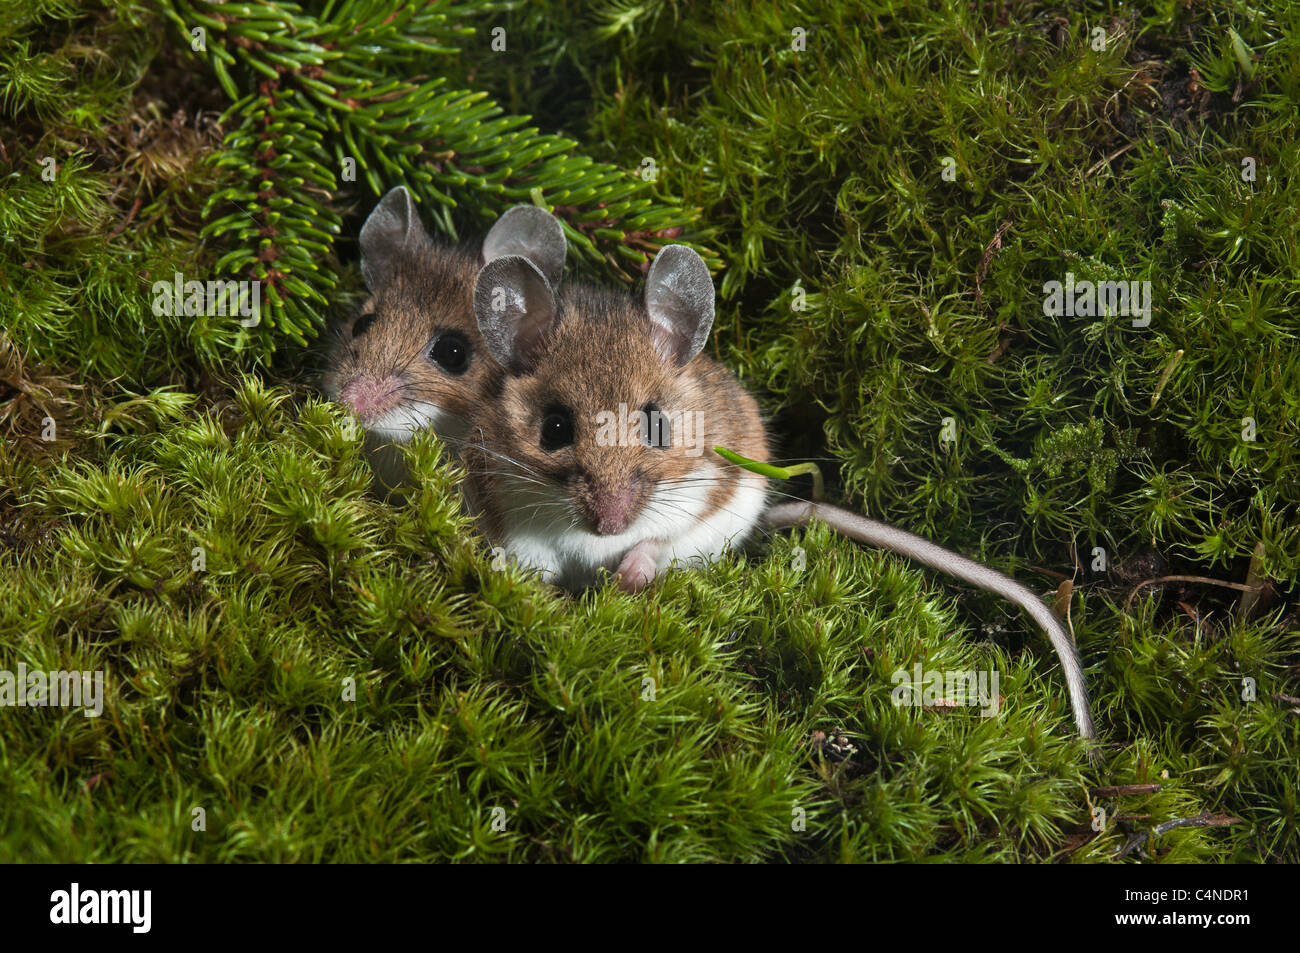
540, 406, 575, 451
352, 313, 376, 338
643, 402, 671, 449
429, 331, 472, 375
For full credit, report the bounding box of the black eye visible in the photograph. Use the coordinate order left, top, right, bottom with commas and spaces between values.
643, 402, 671, 449
429, 331, 472, 375
352, 313, 376, 338
540, 406, 574, 451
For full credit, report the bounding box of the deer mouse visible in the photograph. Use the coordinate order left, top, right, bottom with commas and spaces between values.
465, 244, 770, 592
322, 186, 567, 451
464, 244, 1097, 743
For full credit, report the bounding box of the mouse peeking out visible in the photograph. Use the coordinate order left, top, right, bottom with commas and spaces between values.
465, 244, 771, 593
322, 186, 567, 447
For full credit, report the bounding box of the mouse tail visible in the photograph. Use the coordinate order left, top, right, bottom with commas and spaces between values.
765, 500, 1098, 747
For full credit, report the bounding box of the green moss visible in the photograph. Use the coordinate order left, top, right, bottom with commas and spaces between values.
2, 0, 1297, 861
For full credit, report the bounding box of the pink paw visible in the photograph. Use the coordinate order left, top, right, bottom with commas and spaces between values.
615, 542, 660, 593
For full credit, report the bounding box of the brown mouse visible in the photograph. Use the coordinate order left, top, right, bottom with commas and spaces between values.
463, 244, 771, 592
322, 186, 566, 453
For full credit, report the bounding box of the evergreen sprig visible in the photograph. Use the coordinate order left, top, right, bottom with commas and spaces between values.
162, 0, 702, 352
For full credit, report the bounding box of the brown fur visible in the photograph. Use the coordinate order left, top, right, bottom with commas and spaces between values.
465, 281, 769, 539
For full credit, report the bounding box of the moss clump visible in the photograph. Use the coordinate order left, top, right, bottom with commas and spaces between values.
1, 0, 1297, 861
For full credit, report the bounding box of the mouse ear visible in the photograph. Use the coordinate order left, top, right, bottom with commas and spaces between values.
475, 255, 559, 373
359, 186, 429, 291
644, 245, 714, 366
481, 205, 567, 289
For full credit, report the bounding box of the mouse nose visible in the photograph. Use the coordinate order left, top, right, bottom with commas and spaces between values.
339, 374, 401, 421
581, 479, 643, 536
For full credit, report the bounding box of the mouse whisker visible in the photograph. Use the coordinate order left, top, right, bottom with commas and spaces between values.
461, 443, 551, 483
652, 475, 816, 507
384, 341, 433, 383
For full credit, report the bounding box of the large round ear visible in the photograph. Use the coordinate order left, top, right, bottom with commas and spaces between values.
481, 205, 567, 289
359, 186, 430, 291
644, 244, 714, 366
474, 255, 560, 373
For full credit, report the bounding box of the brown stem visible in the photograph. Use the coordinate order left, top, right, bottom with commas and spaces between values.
1125, 575, 1260, 611
1114, 812, 1243, 860
1090, 784, 1162, 797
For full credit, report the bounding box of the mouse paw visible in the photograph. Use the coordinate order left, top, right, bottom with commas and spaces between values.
615, 541, 660, 593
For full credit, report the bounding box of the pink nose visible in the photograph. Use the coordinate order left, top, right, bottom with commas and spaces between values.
590, 483, 640, 536
339, 375, 401, 420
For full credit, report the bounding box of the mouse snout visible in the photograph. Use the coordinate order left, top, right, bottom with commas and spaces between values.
577, 477, 645, 536
338, 374, 402, 422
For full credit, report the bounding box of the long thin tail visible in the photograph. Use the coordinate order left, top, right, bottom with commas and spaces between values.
765, 500, 1097, 743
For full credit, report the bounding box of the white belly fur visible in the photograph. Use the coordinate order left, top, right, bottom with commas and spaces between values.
495, 465, 769, 588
